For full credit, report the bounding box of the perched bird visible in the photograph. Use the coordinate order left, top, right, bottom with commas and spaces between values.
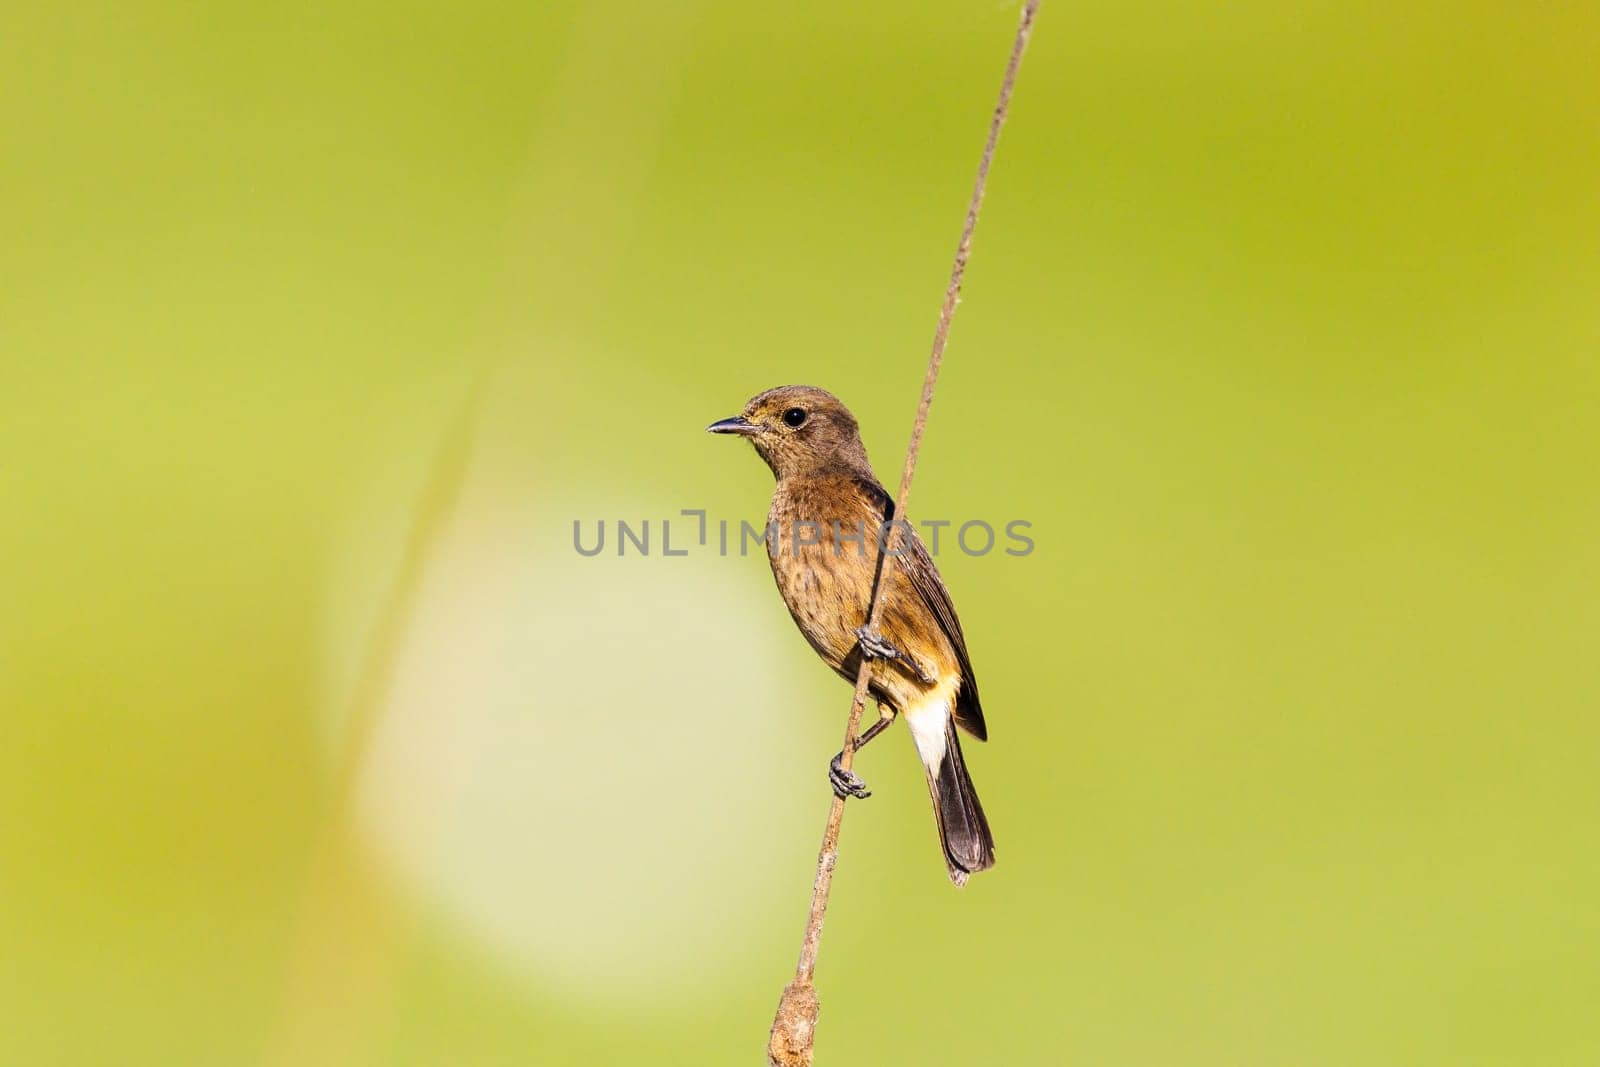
708, 385, 994, 885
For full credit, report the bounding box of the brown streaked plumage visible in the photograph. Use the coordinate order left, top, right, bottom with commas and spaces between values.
708, 385, 994, 885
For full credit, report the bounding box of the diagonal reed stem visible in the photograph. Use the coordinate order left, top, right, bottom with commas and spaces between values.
766, 3, 1041, 1064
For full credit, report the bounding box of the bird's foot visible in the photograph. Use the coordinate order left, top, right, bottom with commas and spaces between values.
854, 625, 900, 661
854, 625, 936, 683
829, 751, 872, 799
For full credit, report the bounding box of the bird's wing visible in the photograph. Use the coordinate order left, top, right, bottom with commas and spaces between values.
852, 476, 987, 741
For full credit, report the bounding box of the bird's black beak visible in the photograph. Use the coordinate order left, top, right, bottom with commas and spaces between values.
706, 415, 760, 436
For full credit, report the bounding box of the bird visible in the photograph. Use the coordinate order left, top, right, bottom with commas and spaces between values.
708, 384, 994, 886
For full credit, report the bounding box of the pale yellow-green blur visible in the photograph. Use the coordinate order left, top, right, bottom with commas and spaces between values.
3, 2, 1597, 1064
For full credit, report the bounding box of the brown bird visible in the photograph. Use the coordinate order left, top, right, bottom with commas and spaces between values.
709, 385, 994, 885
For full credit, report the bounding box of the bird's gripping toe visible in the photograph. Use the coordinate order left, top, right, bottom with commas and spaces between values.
853, 625, 936, 684
828, 751, 872, 799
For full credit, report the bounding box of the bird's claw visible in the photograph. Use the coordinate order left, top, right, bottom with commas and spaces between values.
855, 625, 936, 683
829, 751, 871, 800
854, 625, 900, 661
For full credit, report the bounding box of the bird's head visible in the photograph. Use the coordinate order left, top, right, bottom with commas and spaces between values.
707, 384, 870, 478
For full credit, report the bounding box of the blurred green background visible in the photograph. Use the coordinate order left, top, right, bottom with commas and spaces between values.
3, 1, 1597, 1064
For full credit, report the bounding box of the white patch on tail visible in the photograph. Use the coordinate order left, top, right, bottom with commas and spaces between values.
903, 678, 959, 771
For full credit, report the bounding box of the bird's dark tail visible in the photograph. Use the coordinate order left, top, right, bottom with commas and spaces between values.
914, 712, 995, 887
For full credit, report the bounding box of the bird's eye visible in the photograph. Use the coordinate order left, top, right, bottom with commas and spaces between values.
782, 408, 808, 428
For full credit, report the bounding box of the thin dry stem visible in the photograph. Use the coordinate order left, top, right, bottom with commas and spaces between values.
767, 4, 1041, 1063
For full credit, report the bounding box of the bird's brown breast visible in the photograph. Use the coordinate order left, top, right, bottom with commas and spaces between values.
766, 474, 961, 713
